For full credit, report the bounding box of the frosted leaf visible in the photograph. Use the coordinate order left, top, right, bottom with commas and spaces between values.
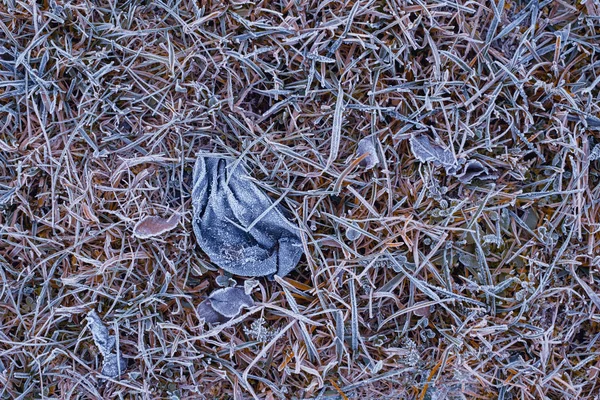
86, 310, 127, 379
243, 318, 279, 342
455, 160, 489, 184
356, 137, 379, 170
208, 287, 254, 317
409, 134, 456, 170
197, 287, 254, 324
197, 299, 228, 324
589, 144, 600, 161
101, 353, 127, 378
86, 310, 115, 356
215, 275, 236, 287
345, 223, 362, 241
133, 214, 179, 239
483, 234, 503, 246
459, 252, 479, 269
192, 156, 304, 277
244, 279, 260, 295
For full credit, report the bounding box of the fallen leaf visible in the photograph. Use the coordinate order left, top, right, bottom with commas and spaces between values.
356, 137, 379, 170
409, 134, 456, 170
197, 287, 255, 324
133, 213, 179, 239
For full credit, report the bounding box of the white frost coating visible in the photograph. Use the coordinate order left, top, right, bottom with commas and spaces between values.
409, 135, 495, 183
197, 286, 255, 324
191, 156, 304, 277
102, 353, 127, 379
590, 144, 600, 161
86, 310, 115, 356
86, 310, 126, 378
133, 214, 179, 239
345, 223, 362, 241
356, 137, 379, 170
409, 134, 457, 170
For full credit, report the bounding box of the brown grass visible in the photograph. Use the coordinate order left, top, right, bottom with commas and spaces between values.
1, 0, 600, 399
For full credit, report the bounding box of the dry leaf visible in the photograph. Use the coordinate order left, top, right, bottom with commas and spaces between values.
133, 213, 179, 239
356, 136, 379, 170
409, 134, 457, 170
86, 310, 126, 378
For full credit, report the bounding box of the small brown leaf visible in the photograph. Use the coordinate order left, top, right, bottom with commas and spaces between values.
133, 213, 179, 239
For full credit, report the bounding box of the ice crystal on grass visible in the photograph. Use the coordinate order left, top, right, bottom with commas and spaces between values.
589, 144, 600, 161
399, 338, 421, 367
243, 318, 279, 342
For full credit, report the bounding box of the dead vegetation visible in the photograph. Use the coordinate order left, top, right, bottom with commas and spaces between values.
1, 0, 600, 399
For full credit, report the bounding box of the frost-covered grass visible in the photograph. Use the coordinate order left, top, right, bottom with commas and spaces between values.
1, 0, 600, 399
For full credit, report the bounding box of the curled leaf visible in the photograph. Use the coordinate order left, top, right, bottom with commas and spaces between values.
133, 213, 179, 239
197, 286, 255, 324
455, 160, 491, 184
192, 156, 303, 277
86, 310, 126, 378
86, 310, 115, 356
356, 137, 379, 170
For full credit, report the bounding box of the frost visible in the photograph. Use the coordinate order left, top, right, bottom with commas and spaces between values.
589, 144, 600, 161
86, 310, 126, 378
133, 213, 179, 239
101, 353, 127, 379
483, 234, 504, 247
86, 310, 115, 356
409, 134, 456, 170
459, 252, 479, 269
0, 184, 16, 209
197, 287, 254, 324
454, 160, 495, 184
409, 135, 496, 183
215, 275, 236, 287
345, 223, 362, 241
192, 156, 304, 277
243, 318, 279, 342
356, 136, 379, 170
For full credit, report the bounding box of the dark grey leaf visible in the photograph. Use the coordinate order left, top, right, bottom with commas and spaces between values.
192, 156, 303, 277
101, 353, 127, 378
208, 287, 254, 318
356, 137, 379, 170
197, 287, 255, 324
197, 299, 229, 324
86, 310, 126, 379
409, 134, 457, 170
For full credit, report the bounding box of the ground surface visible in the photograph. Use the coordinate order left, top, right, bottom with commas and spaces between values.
1, 0, 600, 399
